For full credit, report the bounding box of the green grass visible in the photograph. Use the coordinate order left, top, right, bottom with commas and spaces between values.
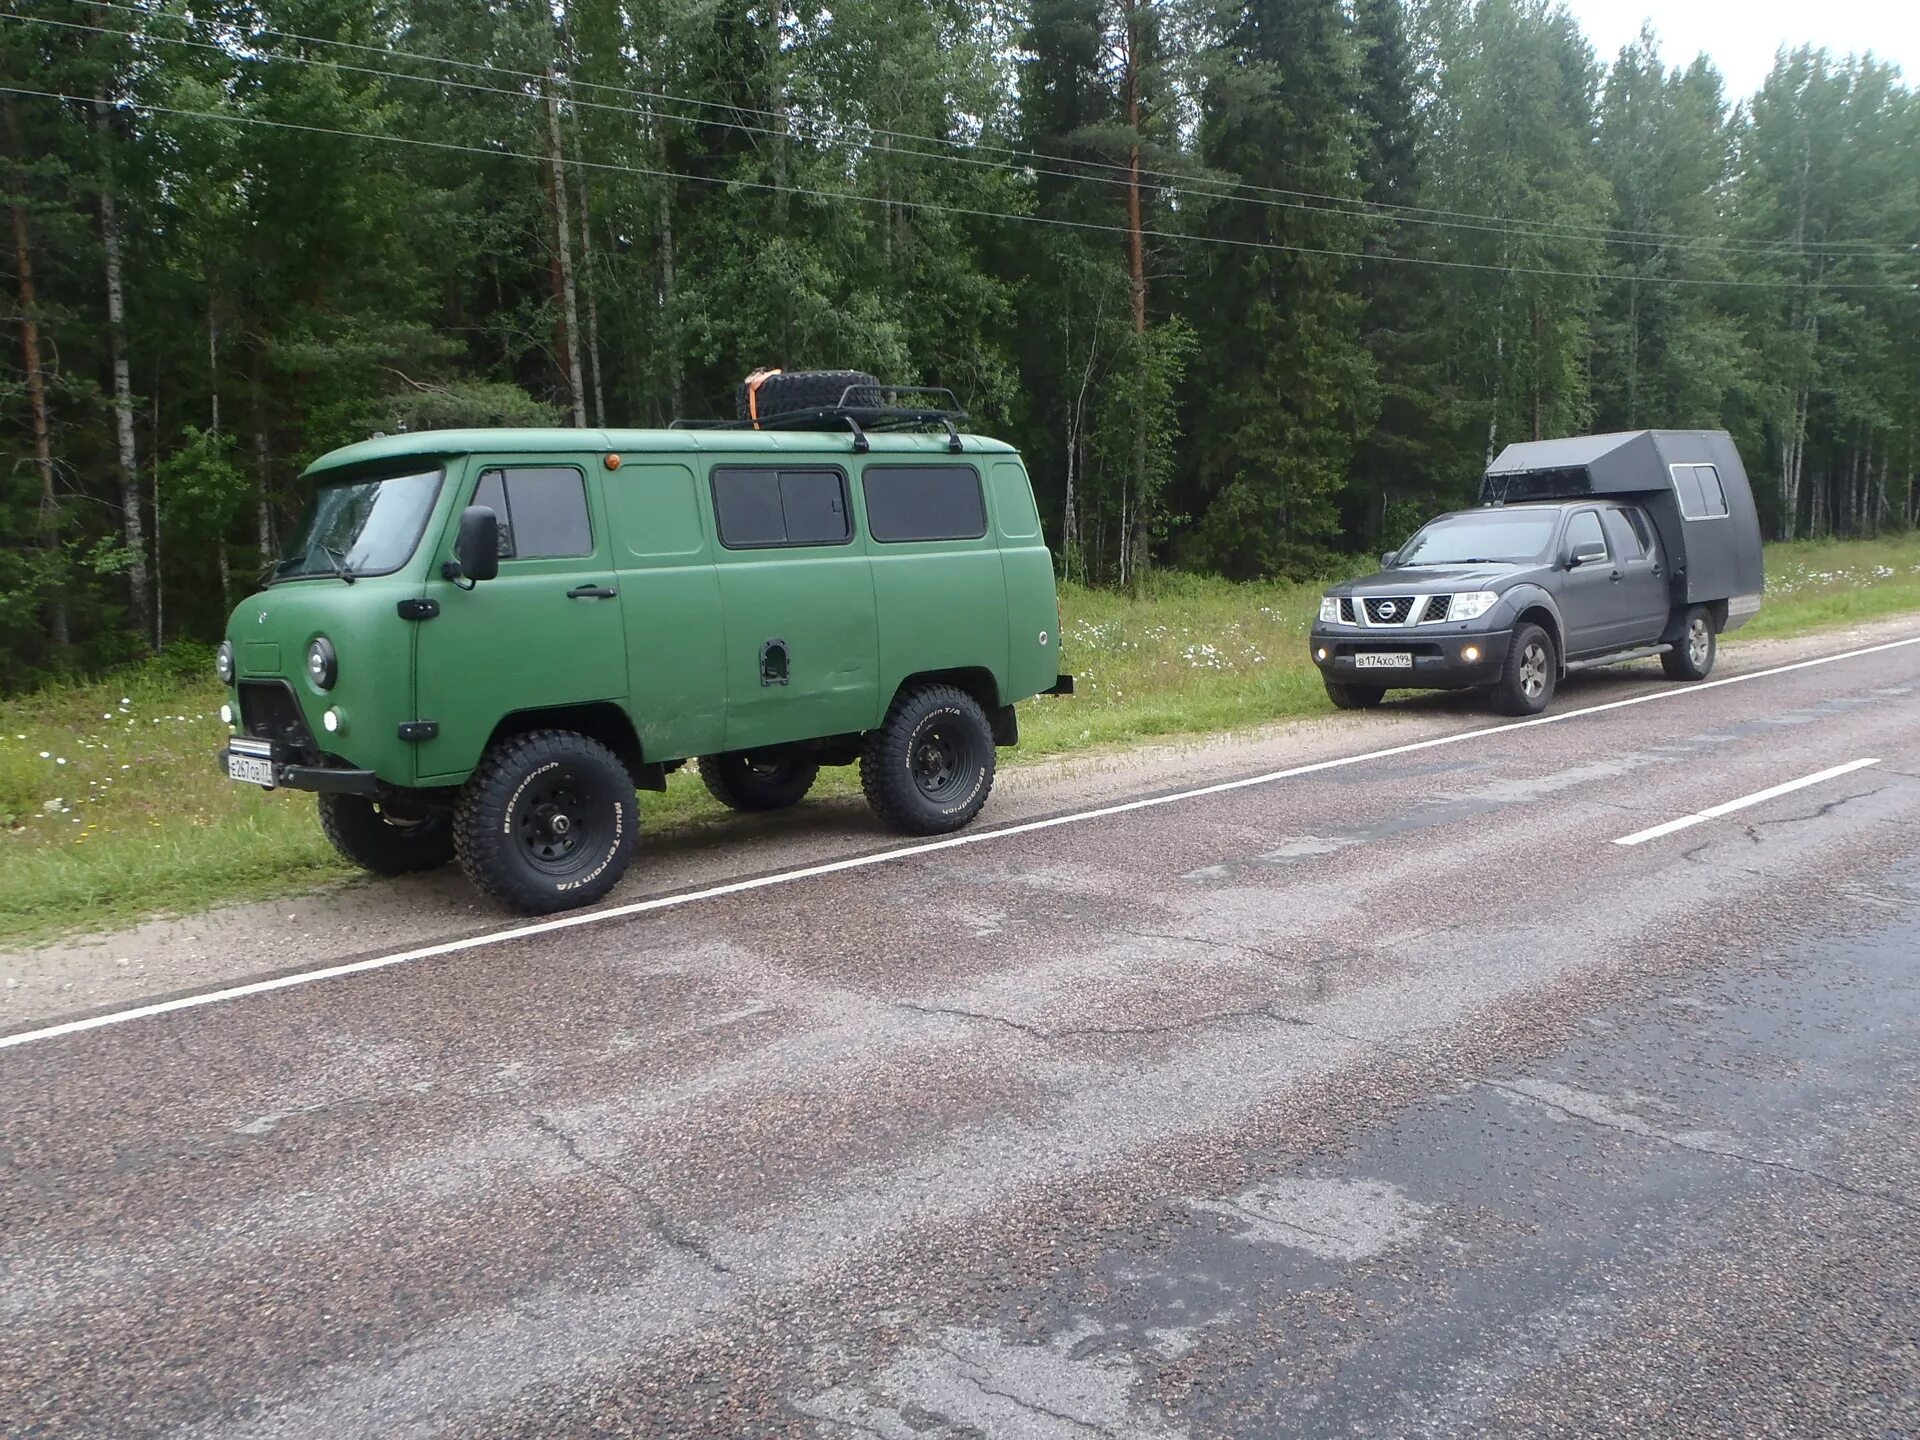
4, 531, 1918, 945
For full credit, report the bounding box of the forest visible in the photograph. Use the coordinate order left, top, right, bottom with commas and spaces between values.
3, 0, 1917, 691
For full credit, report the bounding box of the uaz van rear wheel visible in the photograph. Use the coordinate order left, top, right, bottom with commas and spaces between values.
454, 730, 637, 914
699, 751, 820, 812
1661, 606, 1717, 681
317, 793, 455, 875
1492, 624, 1556, 716
860, 684, 997, 836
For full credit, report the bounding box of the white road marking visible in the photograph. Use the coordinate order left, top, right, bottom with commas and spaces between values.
4, 631, 1918, 1053
1610, 757, 1882, 847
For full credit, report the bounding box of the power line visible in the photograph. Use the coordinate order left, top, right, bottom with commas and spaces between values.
58, 0, 1913, 262
6, 81, 1909, 295
24, 8, 1906, 266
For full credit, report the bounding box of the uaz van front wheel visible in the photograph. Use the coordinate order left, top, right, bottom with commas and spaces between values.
454, 730, 637, 913
317, 793, 455, 875
860, 685, 997, 836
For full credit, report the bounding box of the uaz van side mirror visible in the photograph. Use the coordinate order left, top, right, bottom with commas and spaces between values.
447, 505, 500, 585
1567, 541, 1606, 569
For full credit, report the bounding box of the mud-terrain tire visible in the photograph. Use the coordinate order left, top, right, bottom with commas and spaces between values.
736, 369, 880, 421
317, 793, 455, 875
1661, 606, 1717, 681
1324, 681, 1385, 711
698, 752, 820, 812
454, 730, 637, 914
860, 684, 997, 836
1491, 623, 1556, 716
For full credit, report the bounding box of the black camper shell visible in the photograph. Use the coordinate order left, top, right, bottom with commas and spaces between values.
1482, 430, 1764, 632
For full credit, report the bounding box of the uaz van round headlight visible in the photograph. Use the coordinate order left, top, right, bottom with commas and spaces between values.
306, 637, 338, 690
216, 640, 235, 685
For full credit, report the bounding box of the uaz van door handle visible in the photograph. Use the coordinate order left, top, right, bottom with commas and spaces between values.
566, 584, 618, 599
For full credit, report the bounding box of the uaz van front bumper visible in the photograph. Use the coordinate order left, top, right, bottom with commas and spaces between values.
217, 736, 379, 796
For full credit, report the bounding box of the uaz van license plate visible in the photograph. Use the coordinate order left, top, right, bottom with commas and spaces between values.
227, 752, 275, 786
1354, 653, 1413, 670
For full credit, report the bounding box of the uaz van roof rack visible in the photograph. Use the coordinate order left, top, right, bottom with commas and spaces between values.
670, 384, 969, 453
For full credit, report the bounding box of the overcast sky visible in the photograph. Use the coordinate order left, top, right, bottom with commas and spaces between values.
1558, 0, 1918, 98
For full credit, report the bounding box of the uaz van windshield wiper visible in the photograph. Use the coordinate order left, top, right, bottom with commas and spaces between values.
319, 543, 357, 585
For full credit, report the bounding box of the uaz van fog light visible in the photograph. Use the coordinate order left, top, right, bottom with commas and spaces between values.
219, 702, 234, 726
322, 707, 345, 736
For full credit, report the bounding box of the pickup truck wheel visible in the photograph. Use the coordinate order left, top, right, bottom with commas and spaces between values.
454, 730, 637, 914
699, 751, 820, 812
317, 793, 454, 875
1324, 681, 1385, 710
860, 684, 997, 835
1662, 607, 1717, 681
1492, 624, 1557, 716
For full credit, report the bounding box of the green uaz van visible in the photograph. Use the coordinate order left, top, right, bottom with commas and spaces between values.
217, 381, 1070, 914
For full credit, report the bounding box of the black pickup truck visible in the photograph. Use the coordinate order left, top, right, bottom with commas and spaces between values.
1309, 430, 1766, 715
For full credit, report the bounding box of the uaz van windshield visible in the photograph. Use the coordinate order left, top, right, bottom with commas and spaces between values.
1396, 510, 1558, 566
274, 468, 444, 582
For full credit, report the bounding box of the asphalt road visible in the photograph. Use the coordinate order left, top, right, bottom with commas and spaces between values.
5, 635, 1920, 1438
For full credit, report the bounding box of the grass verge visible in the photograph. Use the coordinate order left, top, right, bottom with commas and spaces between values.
4, 532, 1917, 945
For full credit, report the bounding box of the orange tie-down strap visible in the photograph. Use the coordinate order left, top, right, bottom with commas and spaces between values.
743, 368, 782, 428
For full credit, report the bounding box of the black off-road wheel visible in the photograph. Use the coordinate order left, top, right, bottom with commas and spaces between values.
1324, 680, 1386, 711
860, 685, 997, 836
454, 730, 638, 914
1661, 606, 1717, 681
317, 793, 455, 876
1492, 623, 1557, 716
736, 369, 880, 421
698, 751, 820, 812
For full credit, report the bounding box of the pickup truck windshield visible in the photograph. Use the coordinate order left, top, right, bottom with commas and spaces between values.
274, 468, 443, 582
1397, 511, 1557, 566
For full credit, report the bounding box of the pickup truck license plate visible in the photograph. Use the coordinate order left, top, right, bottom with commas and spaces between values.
226, 752, 275, 786
1354, 652, 1413, 671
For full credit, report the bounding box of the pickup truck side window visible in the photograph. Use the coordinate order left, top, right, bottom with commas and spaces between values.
1566, 510, 1607, 560
1623, 508, 1656, 557
1601, 508, 1644, 559
472, 466, 593, 559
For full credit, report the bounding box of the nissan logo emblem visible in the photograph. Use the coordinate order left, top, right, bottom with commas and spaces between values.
1378, 601, 1397, 619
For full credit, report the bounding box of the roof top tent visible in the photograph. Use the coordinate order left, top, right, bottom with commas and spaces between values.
1481, 429, 1765, 632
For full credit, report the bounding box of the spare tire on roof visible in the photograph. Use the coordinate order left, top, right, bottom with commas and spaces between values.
735, 369, 881, 422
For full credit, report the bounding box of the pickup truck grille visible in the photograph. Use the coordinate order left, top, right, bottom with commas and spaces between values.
1363, 596, 1418, 625
1420, 595, 1453, 624
238, 680, 318, 755
1338, 597, 1357, 624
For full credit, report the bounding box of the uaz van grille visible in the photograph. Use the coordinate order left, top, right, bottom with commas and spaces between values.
1420, 595, 1453, 624
238, 680, 318, 754
1363, 596, 1417, 625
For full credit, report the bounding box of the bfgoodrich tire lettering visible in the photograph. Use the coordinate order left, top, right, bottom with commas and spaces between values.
455, 729, 637, 913
698, 751, 820, 812
317, 793, 455, 875
860, 684, 997, 836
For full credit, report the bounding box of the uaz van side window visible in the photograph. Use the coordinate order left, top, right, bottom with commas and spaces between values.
472, 466, 593, 559
863, 464, 988, 543
711, 466, 851, 548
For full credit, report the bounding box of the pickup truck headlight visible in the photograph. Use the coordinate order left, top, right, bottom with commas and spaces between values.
1318, 596, 1341, 624
1449, 591, 1500, 622
306, 636, 338, 690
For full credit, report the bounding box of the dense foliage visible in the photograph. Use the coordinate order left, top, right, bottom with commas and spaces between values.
3, 0, 1916, 687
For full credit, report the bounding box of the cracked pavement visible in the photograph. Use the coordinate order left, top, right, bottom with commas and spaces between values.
3, 631, 1919, 1437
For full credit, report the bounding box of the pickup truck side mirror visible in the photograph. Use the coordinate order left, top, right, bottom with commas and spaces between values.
1381, 551, 1398, 569
447, 505, 500, 585
1567, 541, 1607, 569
